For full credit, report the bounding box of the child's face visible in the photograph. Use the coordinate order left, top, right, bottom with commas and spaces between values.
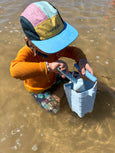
25, 37, 49, 56
32, 43, 49, 56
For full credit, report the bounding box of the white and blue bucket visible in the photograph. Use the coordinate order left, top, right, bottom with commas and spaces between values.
58, 63, 97, 118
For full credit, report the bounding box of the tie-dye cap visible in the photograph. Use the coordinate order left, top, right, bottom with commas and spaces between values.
20, 1, 78, 54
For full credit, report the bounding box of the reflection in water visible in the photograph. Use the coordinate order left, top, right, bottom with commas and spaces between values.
0, 0, 115, 153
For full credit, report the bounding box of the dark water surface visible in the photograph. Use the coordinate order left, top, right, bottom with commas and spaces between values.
0, 0, 115, 152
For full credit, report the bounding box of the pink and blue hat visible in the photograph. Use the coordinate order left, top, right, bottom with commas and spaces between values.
20, 1, 78, 54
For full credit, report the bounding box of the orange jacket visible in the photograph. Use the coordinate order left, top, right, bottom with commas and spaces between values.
10, 45, 86, 93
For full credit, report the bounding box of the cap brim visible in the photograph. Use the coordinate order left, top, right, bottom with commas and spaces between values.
32, 22, 78, 54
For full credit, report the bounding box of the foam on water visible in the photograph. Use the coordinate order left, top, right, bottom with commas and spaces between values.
1, 137, 6, 142
96, 56, 100, 59
105, 61, 109, 64
32, 144, 38, 151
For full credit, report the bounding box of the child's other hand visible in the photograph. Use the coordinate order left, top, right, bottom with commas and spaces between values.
78, 58, 93, 76
48, 60, 68, 78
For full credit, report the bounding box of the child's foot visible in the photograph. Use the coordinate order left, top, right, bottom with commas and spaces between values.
31, 92, 60, 114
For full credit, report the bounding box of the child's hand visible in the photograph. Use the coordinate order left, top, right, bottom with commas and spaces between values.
78, 58, 93, 76
48, 60, 68, 78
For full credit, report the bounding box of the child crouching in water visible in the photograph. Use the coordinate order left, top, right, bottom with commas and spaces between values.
10, 1, 93, 114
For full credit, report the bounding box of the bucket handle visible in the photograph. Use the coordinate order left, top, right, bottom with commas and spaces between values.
57, 67, 78, 83
57, 63, 97, 84
74, 63, 97, 83
92, 81, 97, 90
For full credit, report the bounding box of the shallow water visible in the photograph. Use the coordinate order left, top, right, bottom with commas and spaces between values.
0, 0, 115, 153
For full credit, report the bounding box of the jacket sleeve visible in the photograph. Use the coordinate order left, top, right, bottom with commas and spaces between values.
10, 45, 48, 80
60, 46, 87, 62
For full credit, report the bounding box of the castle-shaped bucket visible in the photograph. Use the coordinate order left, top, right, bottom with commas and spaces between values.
58, 63, 97, 118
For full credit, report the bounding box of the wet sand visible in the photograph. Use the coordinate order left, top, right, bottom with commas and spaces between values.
0, 0, 115, 152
